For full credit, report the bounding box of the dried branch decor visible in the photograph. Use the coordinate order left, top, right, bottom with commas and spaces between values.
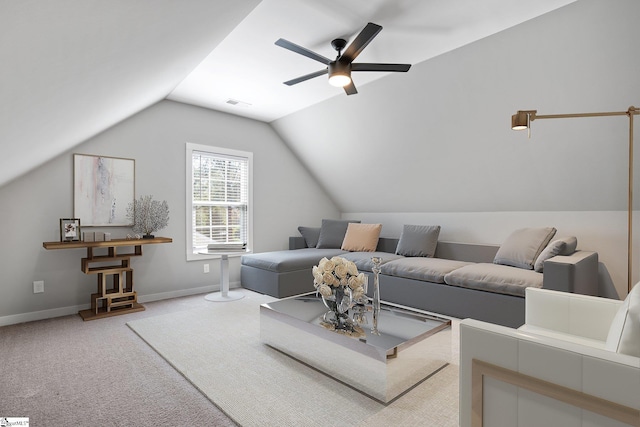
126, 195, 169, 238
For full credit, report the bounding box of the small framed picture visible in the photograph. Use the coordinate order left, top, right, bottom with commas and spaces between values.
60, 218, 81, 242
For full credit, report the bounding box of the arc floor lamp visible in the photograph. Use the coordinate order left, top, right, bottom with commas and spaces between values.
512, 106, 639, 293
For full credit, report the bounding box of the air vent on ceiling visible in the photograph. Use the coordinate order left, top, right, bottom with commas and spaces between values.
226, 99, 251, 107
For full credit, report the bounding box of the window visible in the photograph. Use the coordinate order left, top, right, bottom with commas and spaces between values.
186, 143, 252, 260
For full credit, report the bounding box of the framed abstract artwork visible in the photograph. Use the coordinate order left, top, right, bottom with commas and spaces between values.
73, 154, 135, 226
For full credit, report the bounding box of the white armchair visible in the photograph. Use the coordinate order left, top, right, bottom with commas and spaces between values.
460, 286, 640, 427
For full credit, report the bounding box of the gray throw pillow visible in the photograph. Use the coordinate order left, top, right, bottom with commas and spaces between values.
395, 225, 441, 257
297, 226, 321, 248
559, 236, 578, 255
316, 219, 361, 249
494, 227, 557, 270
534, 236, 578, 272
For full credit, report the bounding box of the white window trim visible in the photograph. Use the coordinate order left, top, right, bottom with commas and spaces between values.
186, 142, 253, 261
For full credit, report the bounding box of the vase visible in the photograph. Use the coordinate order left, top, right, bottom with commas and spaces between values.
320, 287, 365, 337
321, 286, 352, 326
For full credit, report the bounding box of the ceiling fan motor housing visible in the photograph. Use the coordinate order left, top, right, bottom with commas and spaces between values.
329, 61, 351, 75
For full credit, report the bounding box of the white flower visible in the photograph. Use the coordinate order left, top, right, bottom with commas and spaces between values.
312, 266, 323, 284
331, 256, 344, 265
352, 288, 364, 300
347, 261, 358, 276
318, 284, 333, 297
322, 272, 337, 287
320, 257, 335, 273
334, 263, 349, 279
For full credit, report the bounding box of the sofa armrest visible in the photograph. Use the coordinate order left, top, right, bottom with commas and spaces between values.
289, 236, 307, 250
542, 250, 598, 295
524, 287, 622, 341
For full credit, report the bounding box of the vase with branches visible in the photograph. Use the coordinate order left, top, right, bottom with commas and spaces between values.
126, 195, 169, 239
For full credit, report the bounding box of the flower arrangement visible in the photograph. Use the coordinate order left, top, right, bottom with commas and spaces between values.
313, 256, 367, 337
312, 256, 366, 301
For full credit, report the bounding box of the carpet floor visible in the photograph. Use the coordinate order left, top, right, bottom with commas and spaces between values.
127, 290, 460, 427
0, 294, 237, 426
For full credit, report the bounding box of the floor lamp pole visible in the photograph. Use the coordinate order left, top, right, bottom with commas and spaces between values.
629, 111, 634, 293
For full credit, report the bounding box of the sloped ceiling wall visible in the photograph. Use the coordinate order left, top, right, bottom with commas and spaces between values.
0, 0, 260, 188
271, 0, 640, 214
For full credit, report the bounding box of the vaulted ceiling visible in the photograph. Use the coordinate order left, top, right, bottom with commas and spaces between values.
1, 0, 576, 188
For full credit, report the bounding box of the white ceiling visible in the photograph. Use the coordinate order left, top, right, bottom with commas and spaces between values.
0, 0, 261, 188
0, 0, 576, 188
168, 0, 577, 122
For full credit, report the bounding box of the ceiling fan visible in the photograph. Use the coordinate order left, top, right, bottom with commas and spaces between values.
275, 22, 411, 95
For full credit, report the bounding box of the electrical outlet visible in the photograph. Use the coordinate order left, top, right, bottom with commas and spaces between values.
33, 280, 44, 294
204, 264, 210, 273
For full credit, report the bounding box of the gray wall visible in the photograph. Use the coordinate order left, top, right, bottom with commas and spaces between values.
272, 0, 639, 213
271, 0, 640, 298
0, 100, 338, 324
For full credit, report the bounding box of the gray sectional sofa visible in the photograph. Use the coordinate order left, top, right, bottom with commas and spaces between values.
241, 224, 599, 328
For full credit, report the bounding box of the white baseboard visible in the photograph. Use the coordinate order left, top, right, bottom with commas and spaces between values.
0, 303, 90, 327
0, 281, 241, 327
138, 284, 214, 303
138, 281, 242, 302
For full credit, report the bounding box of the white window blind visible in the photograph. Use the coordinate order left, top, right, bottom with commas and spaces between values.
187, 143, 252, 258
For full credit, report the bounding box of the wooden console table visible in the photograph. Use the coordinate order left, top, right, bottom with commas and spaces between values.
43, 237, 172, 320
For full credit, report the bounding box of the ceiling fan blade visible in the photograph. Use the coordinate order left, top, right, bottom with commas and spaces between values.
351, 63, 411, 72
283, 69, 328, 86
344, 80, 357, 95
339, 22, 382, 64
275, 38, 331, 65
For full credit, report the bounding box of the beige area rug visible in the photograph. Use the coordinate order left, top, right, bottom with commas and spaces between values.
127, 291, 460, 427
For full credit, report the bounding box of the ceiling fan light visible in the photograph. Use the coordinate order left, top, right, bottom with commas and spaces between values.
328, 62, 351, 87
329, 73, 351, 87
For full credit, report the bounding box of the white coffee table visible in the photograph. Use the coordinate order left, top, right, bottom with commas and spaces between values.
199, 251, 245, 302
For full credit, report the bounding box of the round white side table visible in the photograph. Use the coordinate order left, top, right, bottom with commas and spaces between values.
199, 251, 245, 302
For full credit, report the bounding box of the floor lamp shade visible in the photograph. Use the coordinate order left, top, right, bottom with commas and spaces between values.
511, 111, 533, 130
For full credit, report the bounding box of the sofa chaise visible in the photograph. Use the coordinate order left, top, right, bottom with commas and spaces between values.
241, 221, 599, 327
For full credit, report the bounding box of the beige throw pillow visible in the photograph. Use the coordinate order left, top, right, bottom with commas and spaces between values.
341, 223, 382, 252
